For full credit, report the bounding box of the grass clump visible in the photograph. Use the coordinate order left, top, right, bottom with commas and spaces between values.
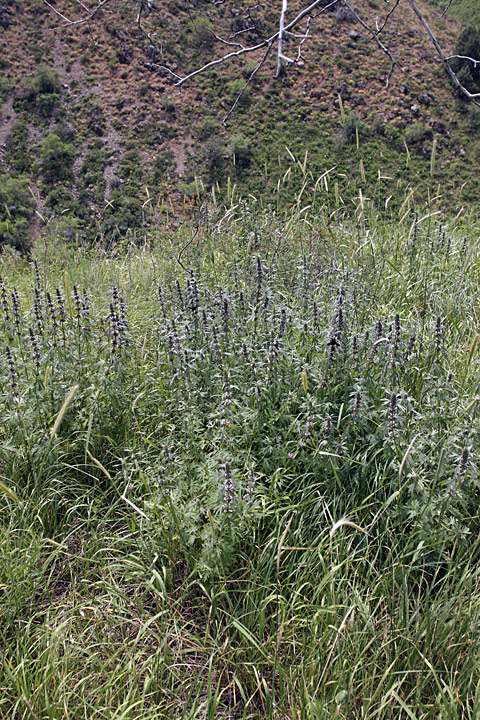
1, 206, 480, 718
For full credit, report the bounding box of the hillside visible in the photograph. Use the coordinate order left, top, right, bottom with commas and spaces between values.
428, 0, 480, 25
0, 0, 479, 248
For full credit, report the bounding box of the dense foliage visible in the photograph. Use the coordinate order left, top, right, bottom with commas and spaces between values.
1, 206, 480, 717
0, 174, 35, 253
452, 24, 480, 95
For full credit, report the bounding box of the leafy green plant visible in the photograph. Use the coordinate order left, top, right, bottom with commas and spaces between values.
2, 204, 480, 719
5, 120, 31, 173
451, 25, 480, 95
192, 17, 216, 49
0, 174, 35, 253
229, 134, 253, 169
405, 121, 432, 145
40, 133, 74, 186
14, 65, 61, 118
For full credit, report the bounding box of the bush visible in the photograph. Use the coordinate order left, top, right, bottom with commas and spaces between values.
0, 174, 35, 253
343, 110, 362, 137
451, 25, 480, 96
14, 65, 61, 118
226, 78, 252, 107
405, 122, 432, 145
196, 115, 222, 141
228, 134, 253, 170
466, 104, 480, 129
46, 186, 76, 210
335, 2, 356, 23
0, 74, 11, 102
152, 150, 176, 183
5, 120, 31, 173
101, 188, 143, 239
203, 135, 226, 180
87, 102, 106, 136
192, 17, 215, 49
40, 133, 74, 185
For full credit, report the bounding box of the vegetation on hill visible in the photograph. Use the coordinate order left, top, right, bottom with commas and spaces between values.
1, 202, 480, 717
427, 0, 480, 25
0, 0, 479, 249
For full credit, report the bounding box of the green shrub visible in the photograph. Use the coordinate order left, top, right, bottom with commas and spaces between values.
0, 174, 35, 253
196, 115, 221, 141
226, 78, 252, 107
46, 186, 76, 210
5, 120, 32, 173
101, 188, 143, 239
0, 74, 12, 103
203, 135, 226, 180
228, 134, 253, 170
14, 65, 61, 118
466, 104, 480, 129
152, 150, 176, 182
118, 147, 143, 185
451, 25, 480, 95
87, 102, 106, 136
405, 122, 432, 145
192, 17, 215, 49
341, 110, 366, 140
40, 133, 74, 185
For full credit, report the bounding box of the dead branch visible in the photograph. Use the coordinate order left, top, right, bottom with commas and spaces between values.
295, 16, 312, 63
343, 0, 403, 87
407, 0, 480, 103
44, 0, 111, 27
149, 63, 183, 81
230, 26, 258, 40
177, 224, 198, 273
176, 40, 267, 87
440, 0, 454, 19
43, 0, 480, 112
223, 41, 274, 125
374, 0, 401, 37
276, 0, 290, 77
176, 0, 340, 88
205, 29, 246, 49
446, 55, 480, 68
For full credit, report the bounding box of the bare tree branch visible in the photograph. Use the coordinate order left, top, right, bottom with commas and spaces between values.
177, 224, 198, 273
446, 55, 480, 68
149, 63, 183, 81
282, 0, 339, 33
343, 0, 403, 87
176, 0, 340, 88
440, 0, 454, 19
407, 0, 480, 103
176, 40, 267, 87
71, 0, 91, 13
230, 26, 258, 39
276, 0, 289, 77
205, 29, 246, 49
223, 41, 274, 124
295, 16, 312, 62
374, 0, 401, 37
43, 0, 73, 24
44, 0, 111, 27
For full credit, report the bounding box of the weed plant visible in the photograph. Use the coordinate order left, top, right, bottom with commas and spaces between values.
1, 207, 480, 718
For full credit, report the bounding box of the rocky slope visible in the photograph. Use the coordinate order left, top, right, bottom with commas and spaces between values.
0, 0, 478, 248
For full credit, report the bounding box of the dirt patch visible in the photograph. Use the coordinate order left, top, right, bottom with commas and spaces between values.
171, 134, 194, 178
0, 96, 16, 167
103, 124, 124, 200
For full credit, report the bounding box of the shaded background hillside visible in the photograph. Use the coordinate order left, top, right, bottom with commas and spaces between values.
0, 0, 479, 249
